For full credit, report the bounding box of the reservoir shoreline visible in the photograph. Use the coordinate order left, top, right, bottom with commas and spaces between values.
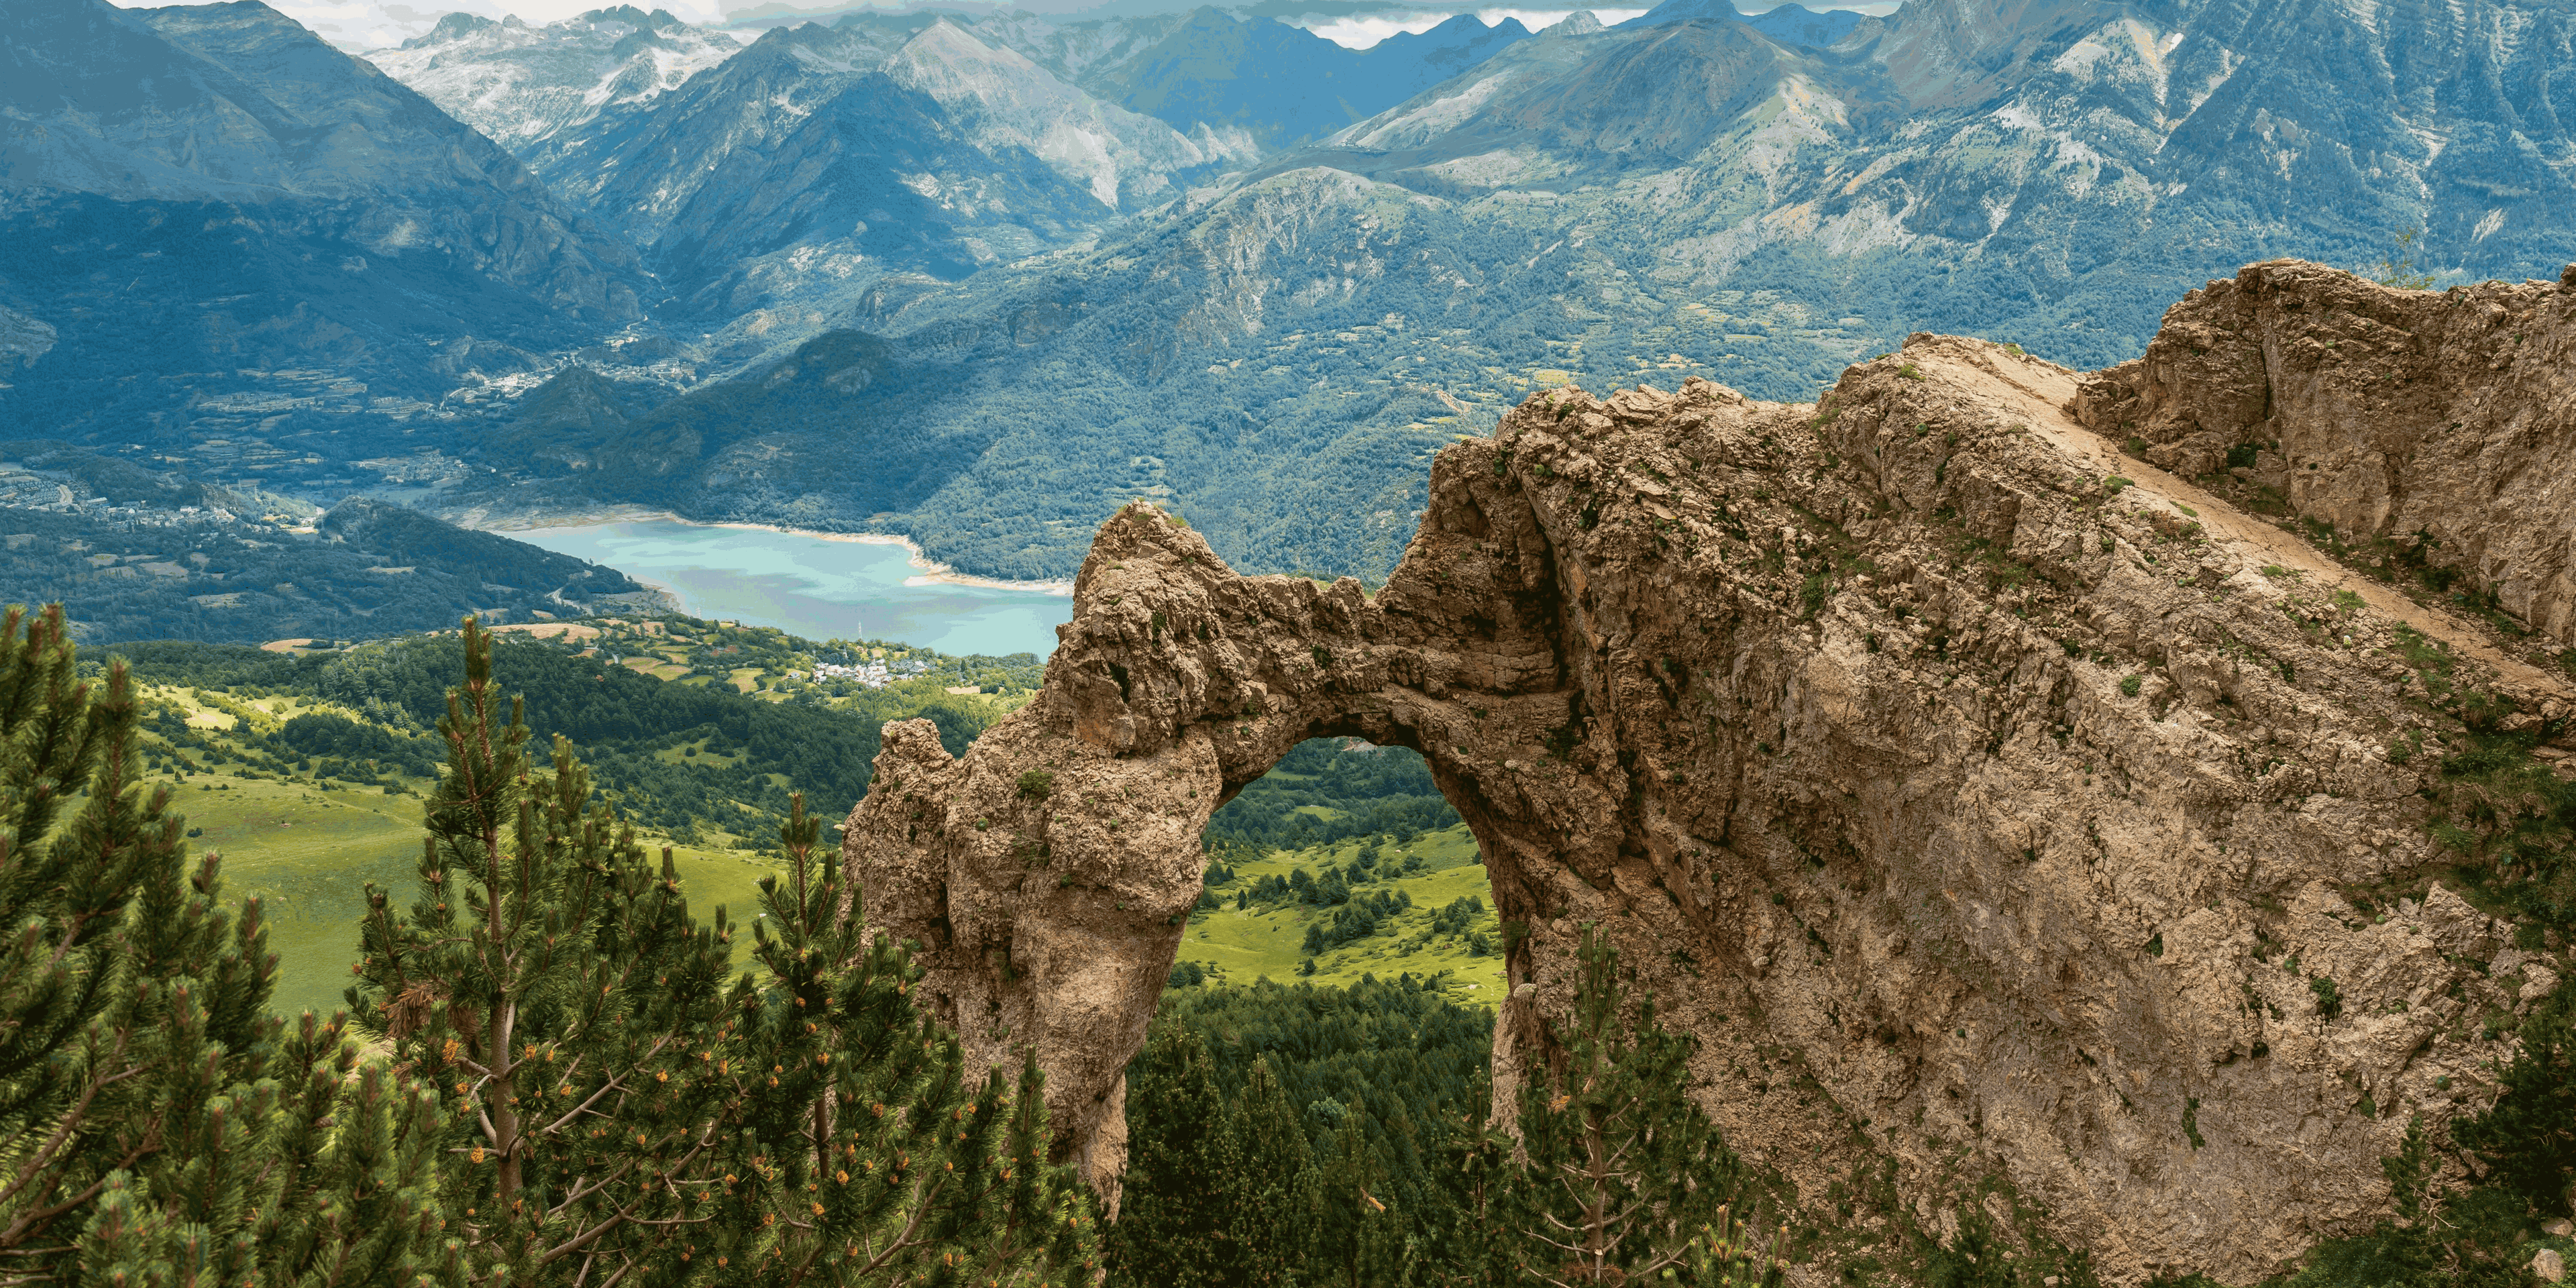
477, 507, 1076, 596
488, 515, 1073, 657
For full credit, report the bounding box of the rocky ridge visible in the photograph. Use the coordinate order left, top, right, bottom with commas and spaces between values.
842, 262, 2576, 1283
360, 7, 742, 159
2076, 259, 2576, 647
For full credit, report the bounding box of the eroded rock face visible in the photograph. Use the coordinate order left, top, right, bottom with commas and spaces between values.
843, 262, 2576, 1283
2076, 259, 2576, 643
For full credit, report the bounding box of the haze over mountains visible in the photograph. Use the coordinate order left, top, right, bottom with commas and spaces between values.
6, 0, 2573, 583
2, 0, 644, 439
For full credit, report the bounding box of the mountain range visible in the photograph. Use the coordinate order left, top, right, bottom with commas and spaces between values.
360, 7, 742, 156
4, 0, 2573, 585
0, 0, 644, 455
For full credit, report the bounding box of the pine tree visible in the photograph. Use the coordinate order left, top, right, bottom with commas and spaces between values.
2455, 985, 2575, 1221
350, 619, 1097, 1285
349, 616, 737, 1281
78, 1026, 458, 1286
1920, 1199, 2023, 1288
1226, 1056, 1312, 1288
1679, 1204, 1790, 1288
0, 603, 451, 1283
1509, 925, 1770, 1287
1421, 1073, 1515, 1288
1108, 1022, 1236, 1288
733, 792, 1097, 1282
1301, 1122, 1409, 1287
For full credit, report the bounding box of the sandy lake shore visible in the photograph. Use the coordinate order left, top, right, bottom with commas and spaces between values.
476, 508, 1077, 596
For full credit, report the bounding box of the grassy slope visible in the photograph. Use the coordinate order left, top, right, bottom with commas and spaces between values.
133, 627, 1498, 1016
144, 682, 787, 1018
115, 612, 1055, 1014
178, 777, 425, 1020
183, 773, 782, 1019
1175, 823, 1506, 1004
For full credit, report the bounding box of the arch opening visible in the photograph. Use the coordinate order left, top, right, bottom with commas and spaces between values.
1168, 737, 1503, 1000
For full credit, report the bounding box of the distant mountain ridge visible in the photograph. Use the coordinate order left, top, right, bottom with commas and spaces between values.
0, 0, 643, 464
362, 5, 743, 154
363, 4, 1539, 345
1625, 0, 1867, 48
1059, 7, 1540, 150
6, 0, 2574, 596
447, 0, 2576, 585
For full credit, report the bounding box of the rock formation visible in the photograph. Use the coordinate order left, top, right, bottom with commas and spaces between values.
2075, 259, 2576, 644
841, 261, 2576, 1284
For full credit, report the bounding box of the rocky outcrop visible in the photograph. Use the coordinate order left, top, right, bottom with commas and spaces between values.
2076, 259, 2576, 647
841, 262, 2576, 1283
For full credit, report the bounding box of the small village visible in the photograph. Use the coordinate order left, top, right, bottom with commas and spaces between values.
806, 655, 932, 688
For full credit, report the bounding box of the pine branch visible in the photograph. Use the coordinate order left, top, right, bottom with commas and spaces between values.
0, 1036, 148, 1216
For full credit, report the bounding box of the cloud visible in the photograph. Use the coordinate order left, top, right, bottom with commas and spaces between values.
1293, 11, 1453, 46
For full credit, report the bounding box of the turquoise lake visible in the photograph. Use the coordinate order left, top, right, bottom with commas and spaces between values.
502, 520, 1071, 658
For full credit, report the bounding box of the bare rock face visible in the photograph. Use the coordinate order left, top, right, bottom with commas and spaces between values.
843, 262, 2575, 1283
2076, 259, 2576, 643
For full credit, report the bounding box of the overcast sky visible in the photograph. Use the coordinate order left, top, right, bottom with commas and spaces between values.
108, 0, 1876, 56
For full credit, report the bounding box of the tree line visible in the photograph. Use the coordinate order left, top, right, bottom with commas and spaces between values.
1204, 739, 1461, 851
113, 632, 994, 836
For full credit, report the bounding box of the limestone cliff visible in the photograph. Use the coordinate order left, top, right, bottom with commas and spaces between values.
841, 262, 2576, 1284
2075, 260, 2576, 645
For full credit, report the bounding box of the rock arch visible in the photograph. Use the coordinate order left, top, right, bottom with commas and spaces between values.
841, 447, 1605, 1206
844, 269, 2575, 1281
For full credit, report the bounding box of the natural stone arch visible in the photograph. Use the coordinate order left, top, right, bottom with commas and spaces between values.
845, 286, 2575, 1279
840, 453, 1609, 1208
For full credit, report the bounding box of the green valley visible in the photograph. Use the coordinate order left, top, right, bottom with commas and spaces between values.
105, 610, 1046, 1016
1177, 824, 1504, 1002
164, 775, 786, 1018
100, 610, 1503, 1019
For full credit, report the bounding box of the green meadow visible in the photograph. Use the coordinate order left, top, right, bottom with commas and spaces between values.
119, 633, 1495, 1017
185, 775, 1504, 1019
1175, 822, 1505, 1004
176, 774, 786, 1019
129, 678, 778, 1017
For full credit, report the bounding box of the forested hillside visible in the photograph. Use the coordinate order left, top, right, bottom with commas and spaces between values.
0, 442, 653, 643
113, 619, 1030, 835
1116, 976, 1501, 1284
1205, 737, 1460, 849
